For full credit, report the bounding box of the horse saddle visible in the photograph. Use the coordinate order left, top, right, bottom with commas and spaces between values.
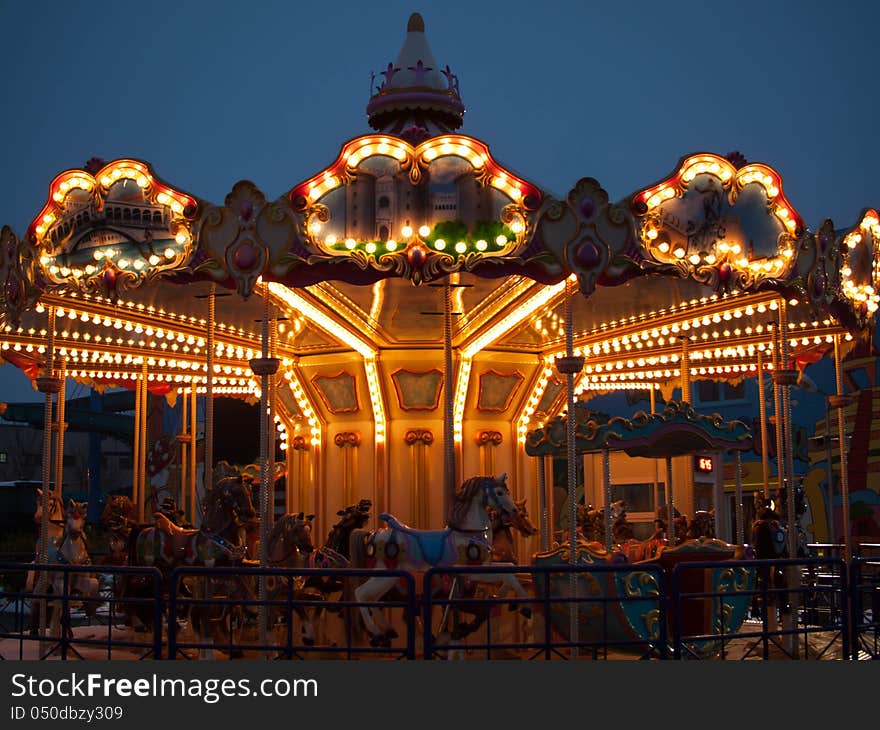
154, 513, 200, 554
379, 513, 451, 566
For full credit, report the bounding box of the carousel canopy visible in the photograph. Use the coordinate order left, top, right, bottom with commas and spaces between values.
0, 14, 876, 447
524, 400, 753, 458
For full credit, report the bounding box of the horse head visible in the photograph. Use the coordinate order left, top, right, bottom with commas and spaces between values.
268, 512, 315, 565
482, 473, 517, 517
65, 499, 88, 535
490, 497, 538, 537
35, 488, 64, 524
100, 494, 136, 531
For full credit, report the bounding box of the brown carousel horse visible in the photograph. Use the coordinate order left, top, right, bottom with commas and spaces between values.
576, 500, 629, 545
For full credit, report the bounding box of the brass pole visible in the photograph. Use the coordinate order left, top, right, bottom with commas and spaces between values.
139, 360, 148, 523
443, 278, 454, 518
190, 381, 198, 526
205, 285, 216, 495
757, 349, 770, 498
180, 383, 188, 521
833, 335, 852, 563
53, 358, 67, 501
132, 376, 142, 522
771, 326, 784, 498
666, 457, 675, 545
36, 305, 58, 642
650, 387, 660, 517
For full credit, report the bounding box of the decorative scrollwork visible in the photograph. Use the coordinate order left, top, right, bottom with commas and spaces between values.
404, 428, 434, 446
334, 431, 362, 447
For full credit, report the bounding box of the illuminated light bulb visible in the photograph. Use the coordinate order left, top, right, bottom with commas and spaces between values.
418, 225, 430, 237
476, 239, 488, 251
435, 239, 446, 250
365, 242, 377, 253
401, 225, 413, 238
93, 250, 104, 260
325, 234, 337, 246
658, 241, 670, 253
673, 247, 686, 259
510, 220, 525, 234
386, 240, 398, 251
164, 248, 175, 258
175, 232, 188, 244
118, 259, 129, 268
688, 254, 701, 265
454, 241, 467, 254
345, 238, 357, 250
495, 235, 507, 246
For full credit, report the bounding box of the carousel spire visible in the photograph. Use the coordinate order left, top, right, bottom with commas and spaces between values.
367, 12, 465, 140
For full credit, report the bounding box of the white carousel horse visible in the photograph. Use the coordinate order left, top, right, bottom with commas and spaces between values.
33, 498, 100, 643
350, 473, 533, 647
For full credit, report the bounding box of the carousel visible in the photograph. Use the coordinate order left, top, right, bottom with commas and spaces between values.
0, 13, 877, 657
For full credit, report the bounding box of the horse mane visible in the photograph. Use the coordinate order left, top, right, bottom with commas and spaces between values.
447, 475, 490, 529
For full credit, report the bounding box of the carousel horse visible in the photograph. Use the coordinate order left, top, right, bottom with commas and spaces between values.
34, 499, 100, 643
657, 505, 690, 546
687, 510, 716, 541
27, 489, 65, 634
264, 511, 347, 648
576, 499, 628, 545
349, 473, 533, 648
441, 497, 539, 642
749, 495, 790, 617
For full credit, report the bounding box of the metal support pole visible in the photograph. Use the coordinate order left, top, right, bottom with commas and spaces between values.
268, 310, 277, 526
205, 285, 216, 495
250, 289, 279, 658
680, 337, 691, 404
555, 277, 584, 659
778, 303, 797, 560
258, 296, 270, 656
443, 278, 455, 517
735, 450, 744, 545
771, 327, 784, 498
833, 335, 851, 563
650, 387, 660, 517
132, 376, 142, 520
180, 381, 188, 523
666, 457, 675, 545
189, 381, 198, 525
824, 395, 836, 546
538, 456, 549, 552
36, 305, 58, 642
53, 358, 67, 504
139, 360, 148, 522
603, 449, 612, 551
757, 349, 770, 498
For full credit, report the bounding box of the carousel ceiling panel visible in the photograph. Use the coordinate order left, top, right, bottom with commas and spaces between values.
390, 367, 444, 411
475, 369, 524, 413
310, 370, 361, 414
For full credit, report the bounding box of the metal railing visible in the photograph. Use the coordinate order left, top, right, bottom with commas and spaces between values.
670, 557, 849, 660
850, 557, 880, 659
0, 562, 164, 660
0, 558, 876, 660
422, 563, 668, 660
167, 566, 417, 660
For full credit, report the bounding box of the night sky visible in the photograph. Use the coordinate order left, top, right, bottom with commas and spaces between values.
1, 0, 877, 402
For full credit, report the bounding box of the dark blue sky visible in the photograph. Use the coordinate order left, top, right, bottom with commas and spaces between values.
1, 0, 877, 401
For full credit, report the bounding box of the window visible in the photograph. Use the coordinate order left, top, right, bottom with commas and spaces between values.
0, 452, 6, 463
378, 196, 390, 208
610, 482, 663, 513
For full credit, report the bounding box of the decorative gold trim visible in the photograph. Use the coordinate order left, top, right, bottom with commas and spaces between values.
334, 431, 362, 447
404, 428, 434, 446
475, 430, 503, 446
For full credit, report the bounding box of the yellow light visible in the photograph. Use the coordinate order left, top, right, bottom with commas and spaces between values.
386, 240, 398, 251
435, 239, 446, 250
164, 248, 175, 258
401, 226, 413, 239
366, 242, 377, 254
419, 225, 431, 237
476, 239, 488, 251
455, 241, 467, 254
495, 235, 507, 246
326, 235, 337, 246
345, 238, 357, 250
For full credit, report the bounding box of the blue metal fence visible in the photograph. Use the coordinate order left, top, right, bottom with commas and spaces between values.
0, 562, 164, 660
0, 558, 877, 660
166, 566, 417, 660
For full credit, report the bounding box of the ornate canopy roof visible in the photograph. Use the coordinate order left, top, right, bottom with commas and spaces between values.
0, 13, 876, 445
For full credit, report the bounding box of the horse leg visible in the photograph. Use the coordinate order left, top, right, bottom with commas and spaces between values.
354, 576, 399, 646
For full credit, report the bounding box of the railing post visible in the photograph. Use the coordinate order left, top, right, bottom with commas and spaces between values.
406, 572, 416, 660
167, 569, 179, 660
423, 570, 434, 660
671, 565, 682, 660
153, 568, 164, 660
